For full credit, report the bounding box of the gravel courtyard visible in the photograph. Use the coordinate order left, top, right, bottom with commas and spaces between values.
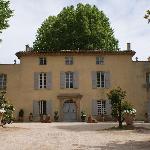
0, 122, 150, 150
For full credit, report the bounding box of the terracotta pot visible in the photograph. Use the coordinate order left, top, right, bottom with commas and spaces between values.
124, 114, 135, 126
0, 113, 4, 124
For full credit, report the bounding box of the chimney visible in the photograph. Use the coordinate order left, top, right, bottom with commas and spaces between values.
25, 44, 30, 51
148, 57, 150, 61
127, 43, 131, 51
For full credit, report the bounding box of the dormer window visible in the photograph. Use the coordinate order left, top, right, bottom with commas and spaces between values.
65, 56, 73, 65
39, 57, 47, 65
96, 56, 104, 65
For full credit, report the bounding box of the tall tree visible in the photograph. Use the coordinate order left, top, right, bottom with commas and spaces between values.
0, 0, 13, 33
144, 10, 150, 23
33, 3, 118, 51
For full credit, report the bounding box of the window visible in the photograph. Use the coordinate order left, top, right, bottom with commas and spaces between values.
96, 56, 104, 64
97, 100, 106, 115
146, 72, 150, 85
39, 100, 47, 115
0, 74, 7, 90
39, 73, 47, 89
97, 72, 105, 88
65, 56, 73, 65
39, 57, 47, 65
65, 72, 73, 88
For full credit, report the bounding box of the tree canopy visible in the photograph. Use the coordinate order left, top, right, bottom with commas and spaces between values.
144, 10, 150, 23
33, 3, 118, 51
0, 0, 13, 33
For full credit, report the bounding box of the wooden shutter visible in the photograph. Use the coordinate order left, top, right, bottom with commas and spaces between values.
60, 71, 65, 89
105, 72, 110, 88
92, 100, 98, 116
92, 71, 97, 89
33, 100, 39, 116
34, 72, 39, 89
73, 72, 79, 89
46, 72, 52, 89
46, 100, 52, 115
106, 100, 112, 116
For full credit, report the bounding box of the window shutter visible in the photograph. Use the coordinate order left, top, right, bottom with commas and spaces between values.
105, 72, 110, 88
34, 72, 39, 89
46, 100, 52, 116
33, 100, 39, 116
92, 71, 97, 89
60, 71, 65, 89
92, 100, 98, 116
73, 72, 79, 89
46, 72, 52, 89
106, 100, 112, 116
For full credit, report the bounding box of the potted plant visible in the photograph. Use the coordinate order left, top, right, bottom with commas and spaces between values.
19, 109, 24, 122
0, 108, 5, 125
81, 111, 86, 122
123, 108, 136, 126
54, 111, 59, 122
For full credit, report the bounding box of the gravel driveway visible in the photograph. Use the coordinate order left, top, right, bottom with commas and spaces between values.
0, 122, 150, 150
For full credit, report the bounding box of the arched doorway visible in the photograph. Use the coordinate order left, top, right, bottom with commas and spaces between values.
63, 100, 77, 121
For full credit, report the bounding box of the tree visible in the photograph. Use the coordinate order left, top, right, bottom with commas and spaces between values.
107, 87, 126, 128
0, 91, 15, 125
0, 0, 13, 33
144, 10, 150, 23
33, 3, 118, 51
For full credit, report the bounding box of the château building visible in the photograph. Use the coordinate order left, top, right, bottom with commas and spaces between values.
0, 43, 150, 121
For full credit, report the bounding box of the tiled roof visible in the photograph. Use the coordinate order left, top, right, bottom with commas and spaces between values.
16, 50, 136, 59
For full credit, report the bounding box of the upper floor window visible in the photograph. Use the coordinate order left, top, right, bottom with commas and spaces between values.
146, 73, 150, 84
0, 74, 7, 90
97, 100, 106, 115
96, 56, 104, 65
39, 57, 47, 65
39, 73, 47, 89
97, 72, 105, 88
65, 56, 73, 65
65, 72, 74, 88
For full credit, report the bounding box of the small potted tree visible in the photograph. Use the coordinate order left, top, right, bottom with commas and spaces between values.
81, 111, 86, 122
54, 111, 59, 122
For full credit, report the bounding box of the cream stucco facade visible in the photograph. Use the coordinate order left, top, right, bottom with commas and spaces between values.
0, 49, 150, 121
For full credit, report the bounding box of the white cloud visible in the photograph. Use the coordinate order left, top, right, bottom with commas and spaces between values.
0, 0, 150, 63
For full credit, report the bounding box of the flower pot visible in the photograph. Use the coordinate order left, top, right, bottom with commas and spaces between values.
124, 114, 134, 126
81, 116, 86, 122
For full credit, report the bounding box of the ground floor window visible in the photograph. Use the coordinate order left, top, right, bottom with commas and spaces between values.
97, 100, 106, 115
39, 100, 47, 115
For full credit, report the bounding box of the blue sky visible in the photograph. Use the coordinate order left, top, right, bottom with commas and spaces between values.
0, 0, 150, 63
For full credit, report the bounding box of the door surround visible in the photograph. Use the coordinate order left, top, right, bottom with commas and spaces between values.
57, 93, 82, 121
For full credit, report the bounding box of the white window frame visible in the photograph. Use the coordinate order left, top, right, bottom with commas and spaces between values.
0, 74, 7, 90
96, 72, 105, 88
39, 100, 47, 115
65, 56, 73, 65
39, 57, 47, 65
97, 100, 106, 115
65, 72, 74, 88
96, 56, 104, 65
38, 73, 47, 89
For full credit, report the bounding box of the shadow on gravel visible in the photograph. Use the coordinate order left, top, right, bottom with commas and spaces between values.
55, 123, 116, 132
0, 126, 29, 132
72, 140, 150, 150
